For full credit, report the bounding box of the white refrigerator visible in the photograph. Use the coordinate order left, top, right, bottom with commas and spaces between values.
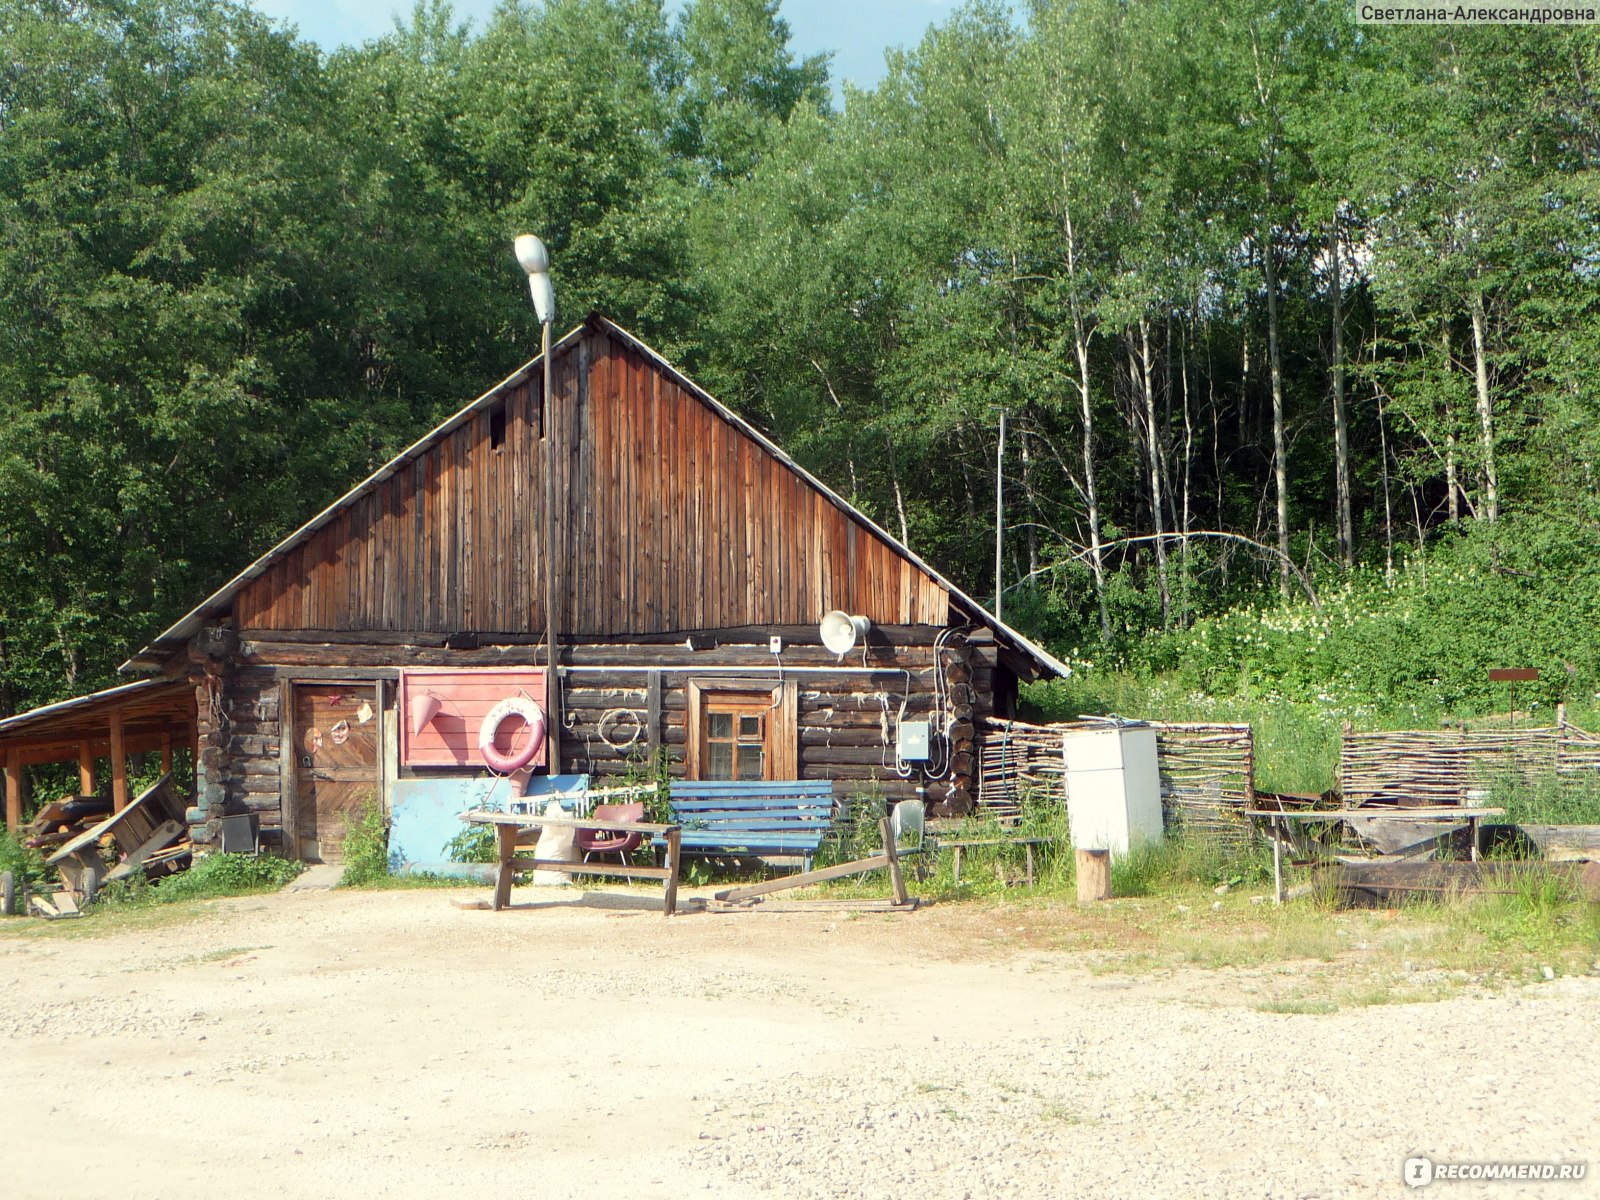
1062, 723, 1164, 857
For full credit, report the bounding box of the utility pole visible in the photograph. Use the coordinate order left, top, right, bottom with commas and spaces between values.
515, 235, 561, 771
995, 408, 1006, 623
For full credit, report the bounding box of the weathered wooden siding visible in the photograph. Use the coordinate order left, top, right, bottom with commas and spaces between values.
232, 325, 950, 636
204, 628, 997, 846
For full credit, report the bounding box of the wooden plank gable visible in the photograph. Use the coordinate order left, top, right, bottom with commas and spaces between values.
232, 324, 951, 638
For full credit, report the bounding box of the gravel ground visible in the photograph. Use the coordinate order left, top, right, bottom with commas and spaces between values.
2, 886, 1596, 1200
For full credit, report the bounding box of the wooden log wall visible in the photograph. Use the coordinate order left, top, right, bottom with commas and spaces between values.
186, 644, 230, 845
201, 626, 1003, 844
978, 717, 1256, 844
219, 666, 286, 844
1340, 721, 1600, 808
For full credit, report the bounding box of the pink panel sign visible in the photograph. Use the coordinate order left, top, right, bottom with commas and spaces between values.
398, 668, 549, 770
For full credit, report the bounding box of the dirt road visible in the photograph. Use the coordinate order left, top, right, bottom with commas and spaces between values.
3, 886, 1595, 1199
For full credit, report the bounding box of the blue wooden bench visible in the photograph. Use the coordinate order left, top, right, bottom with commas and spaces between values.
667, 780, 837, 872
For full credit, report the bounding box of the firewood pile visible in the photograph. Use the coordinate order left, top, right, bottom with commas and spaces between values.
978, 717, 1256, 847
21, 774, 191, 918
19, 795, 115, 855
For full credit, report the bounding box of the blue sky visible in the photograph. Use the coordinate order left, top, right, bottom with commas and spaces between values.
245, 0, 965, 92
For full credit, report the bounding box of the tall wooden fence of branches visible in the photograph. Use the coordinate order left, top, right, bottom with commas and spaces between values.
1340, 721, 1600, 809
978, 718, 1256, 846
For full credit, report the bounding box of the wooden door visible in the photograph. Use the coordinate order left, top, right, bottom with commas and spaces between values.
291, 683, 380, 863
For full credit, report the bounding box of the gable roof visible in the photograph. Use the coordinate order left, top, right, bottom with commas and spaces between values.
123, 314, 1066, 677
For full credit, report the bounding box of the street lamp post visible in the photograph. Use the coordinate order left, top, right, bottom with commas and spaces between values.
514, 234, 560, 771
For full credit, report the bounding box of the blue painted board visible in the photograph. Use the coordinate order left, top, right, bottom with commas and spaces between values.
389, 773, 590, 878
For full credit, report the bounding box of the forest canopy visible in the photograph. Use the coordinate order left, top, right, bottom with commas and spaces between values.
2, 0, 1598, 717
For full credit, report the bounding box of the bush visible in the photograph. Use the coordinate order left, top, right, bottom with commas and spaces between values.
0, 829, 47, 912
91, 852, 301, 910
1130, 515, 1600, 717
339, 798, 391, 886
154, 852, 302, 902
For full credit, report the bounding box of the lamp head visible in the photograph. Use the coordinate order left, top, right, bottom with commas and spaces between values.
513, 234, 555, 324
513, 234, 549, 275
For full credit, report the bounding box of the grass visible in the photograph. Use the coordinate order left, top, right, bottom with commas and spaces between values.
0, 849, 302, 939
804, 810, 1600, 1008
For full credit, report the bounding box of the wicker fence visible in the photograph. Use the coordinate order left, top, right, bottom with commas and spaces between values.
978, 717, 1255, 844
1340, 721, 1600, 807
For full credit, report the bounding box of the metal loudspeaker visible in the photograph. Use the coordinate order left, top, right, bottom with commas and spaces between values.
819, 610, 871, 657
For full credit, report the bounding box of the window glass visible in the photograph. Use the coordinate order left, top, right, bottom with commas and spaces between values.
708, 742, 734, 779
709, 712, 733, 738
739, 714, 762, 738
736, 747, 764, 780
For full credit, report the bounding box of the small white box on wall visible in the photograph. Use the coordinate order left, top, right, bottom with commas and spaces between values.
897, 720, 931, 761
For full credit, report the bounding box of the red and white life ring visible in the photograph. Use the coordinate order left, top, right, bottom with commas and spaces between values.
478, 696, 547, 773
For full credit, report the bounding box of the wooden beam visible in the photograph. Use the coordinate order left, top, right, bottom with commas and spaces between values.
7, 732, 170, 769
78, 742, 95, 796
646, 669, 662, 761
160, 733, 173, 775
278, 679, 299, 861
109, 710, 128, 814
4, 751, 20, 832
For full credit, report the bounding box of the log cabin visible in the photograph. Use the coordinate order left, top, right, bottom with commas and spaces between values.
1, 314, 1064, 862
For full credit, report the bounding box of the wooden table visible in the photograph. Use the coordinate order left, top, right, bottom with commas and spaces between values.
460, 810, 684, 916
936, 837, 1054, 886
1244, 806, 1506, 904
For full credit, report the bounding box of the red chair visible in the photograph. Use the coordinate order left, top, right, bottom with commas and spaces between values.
576, 802, 646, 867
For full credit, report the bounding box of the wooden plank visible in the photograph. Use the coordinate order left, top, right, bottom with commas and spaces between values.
713, 853, 891, 902
109, 709, 128, 813
102, 820, 186, 884
47, 774, 176, 864
881, 815, 908, 905
462, 810, 680, 834
710, 898, 920, 914
1516, 824, 1600, 861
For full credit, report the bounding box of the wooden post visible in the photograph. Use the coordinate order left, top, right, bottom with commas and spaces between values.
880, 816, 908, 905
646, 670, 662, 763
109, 709, 128, 814
1076, 848, 1111, 903
1272, 819, 1284, 904
662, 826, 681, 917
4, 751, 20, 833
160, 733, 173, 776
493, 823, 519, 911
78, 742, 95, 797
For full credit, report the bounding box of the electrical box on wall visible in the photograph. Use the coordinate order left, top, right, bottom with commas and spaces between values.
897, 720, 931, 761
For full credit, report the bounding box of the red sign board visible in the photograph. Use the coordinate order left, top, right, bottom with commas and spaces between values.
1487, 668, 1539, 683
398, 668, 548, 769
